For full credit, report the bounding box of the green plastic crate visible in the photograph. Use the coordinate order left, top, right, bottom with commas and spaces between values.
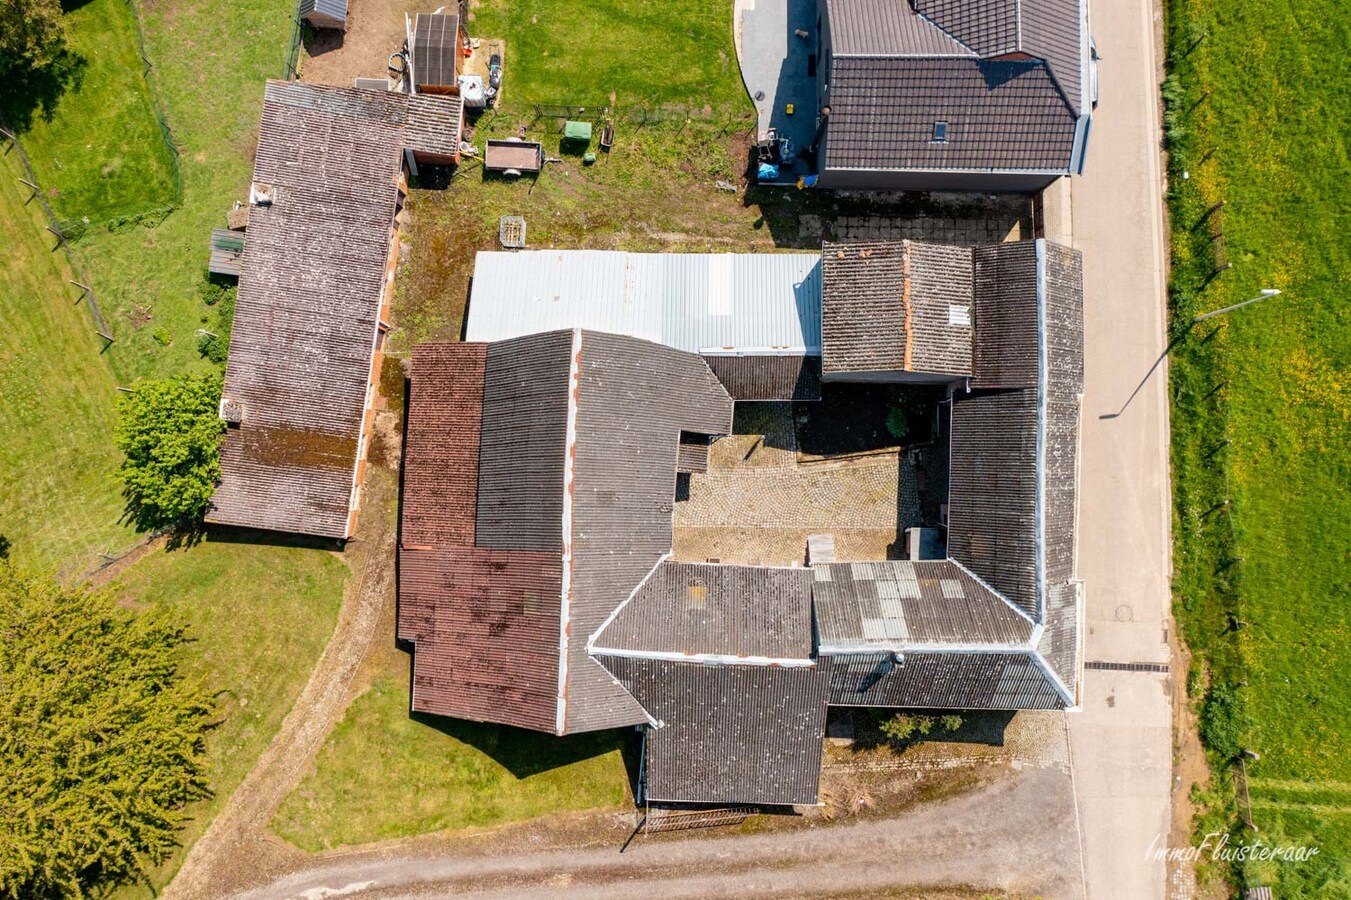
563, 120, 592, 142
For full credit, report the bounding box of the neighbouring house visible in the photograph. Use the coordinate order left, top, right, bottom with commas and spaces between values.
398, 238, 1084, 807
812, 0, 1095, 191
464, 250, 824, 401
207, 81, 463, 540
409, 11, 466, 95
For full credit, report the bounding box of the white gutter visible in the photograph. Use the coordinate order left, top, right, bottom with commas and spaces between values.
555, 328, 583, 734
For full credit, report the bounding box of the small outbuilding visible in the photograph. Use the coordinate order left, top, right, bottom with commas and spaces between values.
299, 0, 347, 32
208, 228, 244, 277
410, 12, 465, 95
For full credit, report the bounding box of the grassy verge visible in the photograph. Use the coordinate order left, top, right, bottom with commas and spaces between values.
1, 0, 178, 225
0, 152, 137, 574
110, 535, 346, 893
73, 0, 297, 382
271, 641, 629, 850
468, 0, 746, 108
1164, 0, 1350, 895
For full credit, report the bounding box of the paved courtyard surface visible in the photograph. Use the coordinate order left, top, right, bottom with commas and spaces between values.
674, 404, 916, 566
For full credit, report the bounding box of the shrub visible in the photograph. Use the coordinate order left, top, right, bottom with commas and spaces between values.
0, 564, 212, 899
877, 712, 964, 747
151, 326, 172, 346
114, 372, 225, 531
1199, 682, 1243, 761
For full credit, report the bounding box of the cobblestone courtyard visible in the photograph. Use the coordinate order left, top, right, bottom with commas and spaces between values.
673, 404, 922, 566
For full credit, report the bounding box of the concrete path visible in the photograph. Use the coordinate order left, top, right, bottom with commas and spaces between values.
1051, 0, 1176, 896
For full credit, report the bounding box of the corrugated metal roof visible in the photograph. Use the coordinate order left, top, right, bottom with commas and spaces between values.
812, 560, 1035, 651
590, 560, 814, 660
466, 250, 822, 354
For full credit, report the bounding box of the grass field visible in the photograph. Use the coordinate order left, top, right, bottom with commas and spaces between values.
1, 0, 178, 226
469, 0, 747, 109
1165, 0, 1350, 894
111, 535, 346, 892
271, 642, 629, 851
71, 0, 296, 382
0, 153, 138, 574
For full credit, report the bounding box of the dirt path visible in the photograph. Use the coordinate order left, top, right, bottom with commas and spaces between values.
230, 765, 1081, 900
165, 452, 401, 900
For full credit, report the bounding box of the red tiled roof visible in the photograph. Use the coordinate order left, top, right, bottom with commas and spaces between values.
401, 343, 486, 548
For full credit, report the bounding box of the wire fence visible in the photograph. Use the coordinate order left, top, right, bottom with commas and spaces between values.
0, 122, 115, 343
282, 7, 304, 80
54, 0, 184, 239
516, 102, 758, 136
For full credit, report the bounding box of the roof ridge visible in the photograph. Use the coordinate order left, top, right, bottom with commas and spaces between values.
555, 327, 584, 733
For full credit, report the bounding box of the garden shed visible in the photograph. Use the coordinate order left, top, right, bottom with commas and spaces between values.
299, 0, 346, 31
411, 12, 465, 94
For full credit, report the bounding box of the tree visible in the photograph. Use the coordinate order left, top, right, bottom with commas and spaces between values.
0, 0, 66, 78
115, 372, 225, 531
0, 564, 212, 898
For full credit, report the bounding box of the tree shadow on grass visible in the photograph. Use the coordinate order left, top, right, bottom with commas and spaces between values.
0, 49, 87, 134
409, 711, 640, 783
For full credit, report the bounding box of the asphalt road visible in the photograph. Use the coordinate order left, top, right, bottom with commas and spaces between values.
1050, 0, 1177, 896
234, 766, 1082, 900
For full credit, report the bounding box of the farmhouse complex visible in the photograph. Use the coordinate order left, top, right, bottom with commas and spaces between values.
202, 0, 1096, 813
397, 239, 1084, 806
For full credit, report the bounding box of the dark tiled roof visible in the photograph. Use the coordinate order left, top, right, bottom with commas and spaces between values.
914, 0, 1019, 56
398, 330, 735, 735
823, 57, 1077, 172
826, 650, 1065, 709
820, 240, 974, 378
701, 353, 822, 401
591, 560, 813, 660
208, 81, 407, 539
825, 0, 973, 56
565, 331, 736, 733
1021, 0, 1086, 114
946, 240, 1084, 701
599, 656, 828, 806
474, 332, 572, 552
812, 560, 1034, 651
948, 387, 1040, 615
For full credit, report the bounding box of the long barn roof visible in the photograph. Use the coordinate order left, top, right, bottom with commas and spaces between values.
208, 81, 462, 539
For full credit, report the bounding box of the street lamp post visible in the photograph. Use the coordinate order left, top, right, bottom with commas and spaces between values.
1193, 288, 1281, 323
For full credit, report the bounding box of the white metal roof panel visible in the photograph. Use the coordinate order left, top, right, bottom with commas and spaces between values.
466, 250, 822, 354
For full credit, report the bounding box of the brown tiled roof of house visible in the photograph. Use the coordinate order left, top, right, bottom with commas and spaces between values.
820, 240, 974, 378
824, 57, 1078, 173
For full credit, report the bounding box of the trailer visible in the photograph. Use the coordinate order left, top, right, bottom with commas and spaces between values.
484, 138, 544, 176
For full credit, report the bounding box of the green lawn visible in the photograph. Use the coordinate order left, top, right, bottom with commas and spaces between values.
1165, 0, 1350, 895
0, 152, 137, 575
469, 0, 747, 109
111, 535, 346, 893
72, 0, 297, 382
2, 0, 178, 226
271, 645, 629, 850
